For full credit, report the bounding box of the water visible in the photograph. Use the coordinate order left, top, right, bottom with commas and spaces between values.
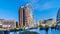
10, 29, 60, 34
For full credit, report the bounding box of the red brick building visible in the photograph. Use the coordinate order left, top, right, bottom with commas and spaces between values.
19, 7, 23, 28
19, 4, 34, 28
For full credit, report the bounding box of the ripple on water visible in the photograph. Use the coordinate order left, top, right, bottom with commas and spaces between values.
10, 29, 60, 34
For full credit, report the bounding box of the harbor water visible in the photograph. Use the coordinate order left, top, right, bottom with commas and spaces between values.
9, 29, 60, 34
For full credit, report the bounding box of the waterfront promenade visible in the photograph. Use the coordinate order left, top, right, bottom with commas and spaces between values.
0, 28, 60, 34
0, 25, 59, 34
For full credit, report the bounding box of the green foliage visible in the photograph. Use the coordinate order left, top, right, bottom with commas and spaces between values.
22, 27, 25, 31
22, 27, 28, 31
38, 25, 43, 28
45, 25, 48, 28
52, 24, 54, 27
52, 23, 56, 27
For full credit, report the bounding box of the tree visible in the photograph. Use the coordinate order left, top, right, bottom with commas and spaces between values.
45, 25, 48, 28
52, 23, 56, 27
38, 25, 43, 28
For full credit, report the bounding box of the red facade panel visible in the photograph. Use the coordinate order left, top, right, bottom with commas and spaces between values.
19, 7, 23, 28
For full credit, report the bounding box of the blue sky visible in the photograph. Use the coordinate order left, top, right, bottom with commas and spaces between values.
0, 0, 60, 23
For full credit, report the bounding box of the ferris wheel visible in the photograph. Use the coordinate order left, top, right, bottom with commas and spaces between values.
25, 4, 34, 17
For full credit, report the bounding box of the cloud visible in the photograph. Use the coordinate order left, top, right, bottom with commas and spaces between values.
29, 0, 43, 11
19, 0, 60, 11
29, 0, 60, 11
42, 2, 52, 9
41, 2, 60, 10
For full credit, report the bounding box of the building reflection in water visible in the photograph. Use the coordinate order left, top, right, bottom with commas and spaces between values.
19, 31, 38, 34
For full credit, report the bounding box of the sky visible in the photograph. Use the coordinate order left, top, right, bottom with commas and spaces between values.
0, 0, 60, 23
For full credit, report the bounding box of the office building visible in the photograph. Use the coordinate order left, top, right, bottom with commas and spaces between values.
0, 19, 16, 29
2, 20, 16, 29
19, 4, 34, 28
0, 19, 4, 28
57, 8, 60, 23
16, 21, 19, 28
19, 7, 23, 28
39, 18, 55, 27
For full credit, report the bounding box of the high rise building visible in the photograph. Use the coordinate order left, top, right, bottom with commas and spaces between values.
56, 8, 60, 27
19, 7, 23, 28
57, 8, 60, 24
19, 4, 34, 28
25, 4, 34, 27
